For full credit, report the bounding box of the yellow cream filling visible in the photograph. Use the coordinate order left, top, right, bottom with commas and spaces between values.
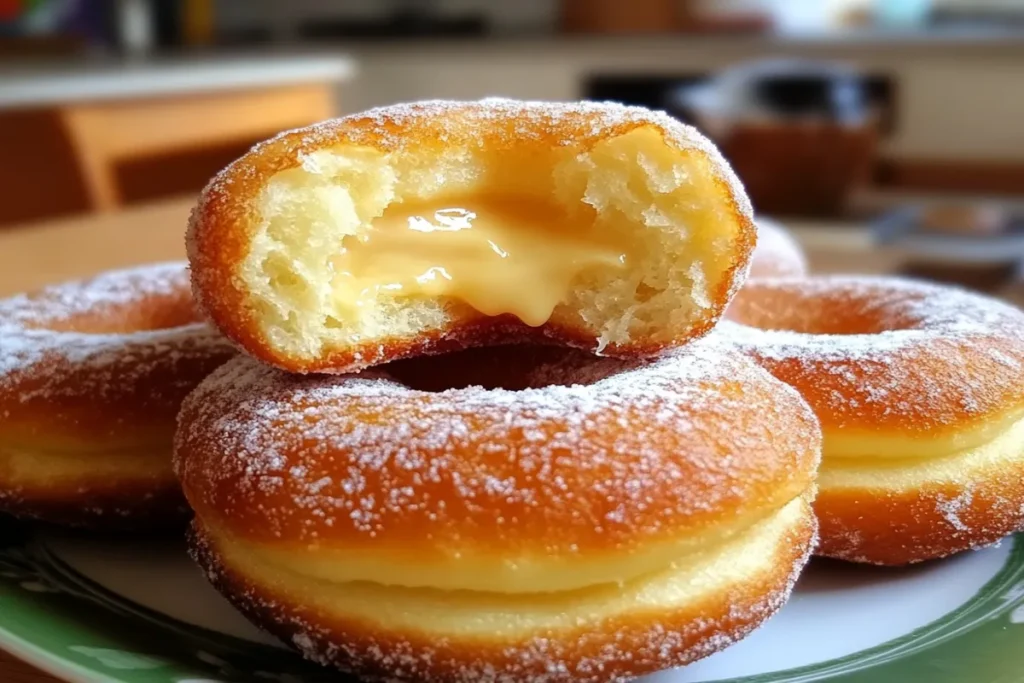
243, 127, 741, 356
331, 196, 628, 327
229, 504, 788, 594
824, 409, 1024, 460
205, 496, 810, 636
821, 414, 1024, 488
0, 443, 173, 486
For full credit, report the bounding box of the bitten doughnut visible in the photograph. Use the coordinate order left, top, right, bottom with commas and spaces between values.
747, 217, 808, 278
187, 98, 756, 374
723, 276, 1024, 565
0, 263, 235, 528
175, 343, 820, 682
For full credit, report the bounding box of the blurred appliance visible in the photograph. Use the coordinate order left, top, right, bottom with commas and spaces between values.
112, 0, 214, 53
672, 59, 878, 217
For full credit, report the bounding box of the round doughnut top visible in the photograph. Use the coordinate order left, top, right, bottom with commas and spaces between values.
175, 341, 819, 559
0, 263, 234, 431
190, 97, 750, 225
748, 217, 808, 279
723, 275, 1024, 432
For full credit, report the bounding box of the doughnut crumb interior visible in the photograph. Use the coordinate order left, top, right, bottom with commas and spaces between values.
188, 99, 755, 373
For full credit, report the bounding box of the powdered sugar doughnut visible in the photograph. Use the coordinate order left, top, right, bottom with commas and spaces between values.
723, 275, 1024, 564
747, 217, 808, 279
0, 263, 235, 528
175, 343, 819, 682
188, 98, 756, 374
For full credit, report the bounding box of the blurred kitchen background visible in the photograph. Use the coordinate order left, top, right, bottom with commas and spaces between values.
3, 0, 1024, 299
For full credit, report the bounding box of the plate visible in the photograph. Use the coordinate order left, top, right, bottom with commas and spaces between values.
871, 205, 1024, 265
2, 516, 1024, 683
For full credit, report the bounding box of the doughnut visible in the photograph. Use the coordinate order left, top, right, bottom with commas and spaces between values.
723, 276, 1024, 565
175, 342, 820, 682
0, 263, 235, 529
187, 98, 756, 374
747, 217, 808, 279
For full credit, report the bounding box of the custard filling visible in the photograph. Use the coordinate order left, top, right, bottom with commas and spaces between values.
331, 196, 629, 327
204, 496, 810, 627
213, 501, 792, 594
245, 127, 745, 355
822, 414, 1024, 486
824, 408, 1024, 461
1, 443, 173, 485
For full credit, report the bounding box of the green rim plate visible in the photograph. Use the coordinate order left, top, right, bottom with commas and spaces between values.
1, 517, 1022, 683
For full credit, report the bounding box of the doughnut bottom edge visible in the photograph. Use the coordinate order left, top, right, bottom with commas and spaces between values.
0, 485, 188, 531
816, 416, 1024, 565
0, 446, 188, 530
188, 496, 816, 683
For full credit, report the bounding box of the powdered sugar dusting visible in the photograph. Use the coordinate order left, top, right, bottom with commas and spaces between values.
175, 339, 819, 554
747, 217, 808, 279
0, 263, 236, 523
191, 98, 753, 259
936, 489, 974, 532
720, 276, 1024, 428
817, 469, 1024, 565
1, 262, 231, 389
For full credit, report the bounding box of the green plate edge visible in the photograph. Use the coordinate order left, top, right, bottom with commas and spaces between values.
0, 519, 1022, 683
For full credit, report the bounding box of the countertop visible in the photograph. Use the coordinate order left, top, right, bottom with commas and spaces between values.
0, 198, 197, 295
0, 53, 356, 110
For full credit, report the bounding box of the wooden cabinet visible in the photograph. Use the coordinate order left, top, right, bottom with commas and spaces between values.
0, 55, 353, 226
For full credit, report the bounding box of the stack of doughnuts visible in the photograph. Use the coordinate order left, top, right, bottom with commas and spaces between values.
4, 97, 1023, 680
175, 99, 822, 681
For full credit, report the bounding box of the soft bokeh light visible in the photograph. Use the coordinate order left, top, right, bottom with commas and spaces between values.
1, 0, 1023, 296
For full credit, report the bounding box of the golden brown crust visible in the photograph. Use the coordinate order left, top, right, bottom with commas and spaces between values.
189, 503, 816, 683
175, 343, 821, 557
724, 275, 1024, 564
817, 455, 1024, 565
0, 263, 236, 528
187, 99, 756, 373
0, 485, 189, 531
724, 277, 1024, 437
